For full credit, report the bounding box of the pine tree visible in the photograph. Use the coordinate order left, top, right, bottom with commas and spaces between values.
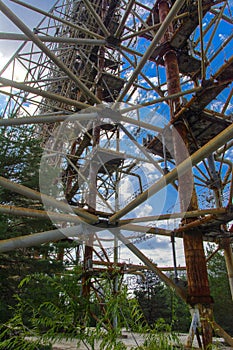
207, 244, 233, 336
0, 124, 63, 323
134, 270, 190, 331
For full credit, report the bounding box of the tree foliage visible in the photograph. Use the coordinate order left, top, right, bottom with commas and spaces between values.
0, 270, 142, 349
134, 270, 190, 332
0, 124, 63, 324
207, 244, 233, 336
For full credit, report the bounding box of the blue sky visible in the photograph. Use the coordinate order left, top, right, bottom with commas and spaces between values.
0, 1, 52, 67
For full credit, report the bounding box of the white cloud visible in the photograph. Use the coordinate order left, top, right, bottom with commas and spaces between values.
150, 76, 159, 85
1, 57, 27, 81
134, 203, 153, 217
119, 177, 136, 205
219, 33, 227, 42
119, 235, 185, 267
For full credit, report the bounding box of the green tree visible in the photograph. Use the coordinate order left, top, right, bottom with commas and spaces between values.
207, 244, 233, 336
134, 270, 190, 332
134, 271, 170, 325
0, 124, 63, 324
0, 271, 142, 350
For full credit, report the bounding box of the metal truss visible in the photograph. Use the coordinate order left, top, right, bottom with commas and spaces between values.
0, 0, 233, 347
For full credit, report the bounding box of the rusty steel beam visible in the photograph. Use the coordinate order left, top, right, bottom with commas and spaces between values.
118, 207, 228, 224
112, 230, 187, 301
0, 32, 106, 45
221, 238, 233, 300
174, 216, 215, 233
213, 322, 233, 347
116, 0, 186, 102
0, 226, 83, 253
0, 77, 90, 110
0, 176, 98, 224
109, 122, 233, 223
82, 87, 104, 297
119, 223, 171, 236
120, 87, 202, 113
122, 12, 189, 41
0, 204, 91, 224
122, 23, 161, 41
0, 112, 97, 126
92, 260, 186, 271
82, 0, 110, 37
163, 50, 181, 114
0, 110, 162, 133
115, 0, 136, 37
114, 114, 162, 132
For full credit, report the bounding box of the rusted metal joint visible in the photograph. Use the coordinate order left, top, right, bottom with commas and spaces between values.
187, 295, 214, 306
157, 0, 172, 10
219, 237, 232, 250
106, 35, 121, 47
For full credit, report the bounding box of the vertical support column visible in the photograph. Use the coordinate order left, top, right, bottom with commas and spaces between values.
82, 9, 104, 297
171, 234, 178, 283
82, 122, 100, 297
158, 0, 181, 115
82, 84, 102, 299
163, 50, 181, 115
225, 245, 233, 300
82, 240, 93, 297
113, 127, 120, 330
113, 236, 119, 329
158, 0, 213, 348
221, 237, 233, 300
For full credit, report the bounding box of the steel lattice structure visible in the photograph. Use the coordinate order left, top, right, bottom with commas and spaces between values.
0, 0, 233, 347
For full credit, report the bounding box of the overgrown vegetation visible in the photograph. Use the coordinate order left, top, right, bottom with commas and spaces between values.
0, 271, 138, 349
0, 124, 64, 325
134, 270, 190, 332
207, 244, 233, 336
138, 319, 181, 350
